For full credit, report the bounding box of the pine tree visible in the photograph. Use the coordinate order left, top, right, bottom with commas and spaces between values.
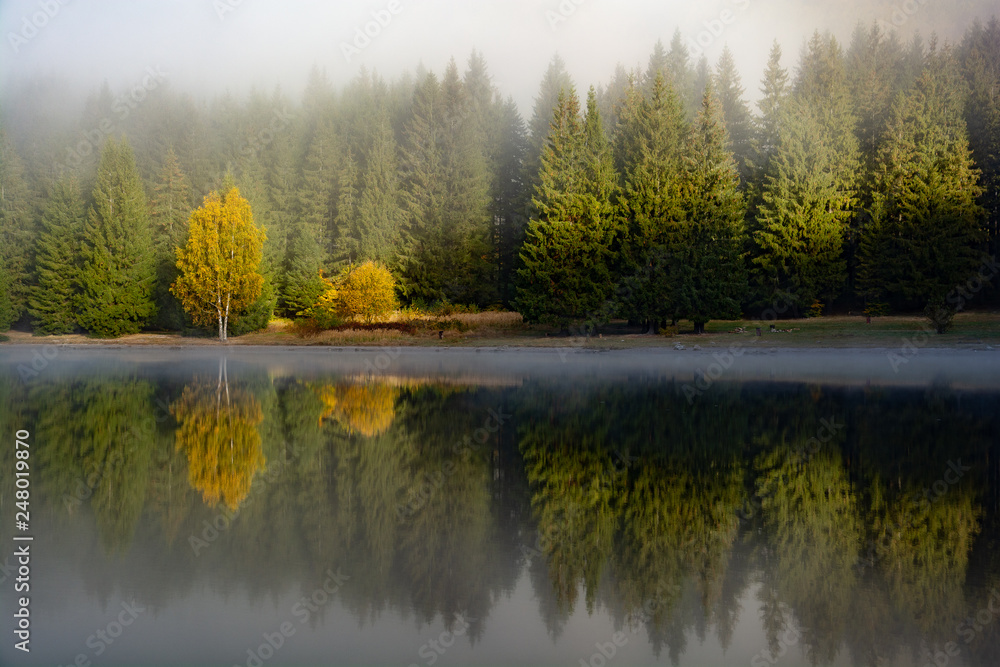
751, 97, 856, 313
962, 18, 1000, 292
489, 95, 530, 306
715, 46, 754, 186
525, 55, 574, 201
30, 177, 84, 333
77, 137, 157, 337
331, 148, 361, 265
517, 87, 617, 326
284, 119, 337, 316
753, 42, 790, 180
0, 128, 34, 328
751, 33, 859, 313
149, 148, 192, 329
858, 45, 984, 327
674, 82, 747, 333
616, 71, 689, 328
357, 110, 405, 264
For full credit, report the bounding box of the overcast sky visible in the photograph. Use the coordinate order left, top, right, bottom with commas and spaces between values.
1, 0, 996, 114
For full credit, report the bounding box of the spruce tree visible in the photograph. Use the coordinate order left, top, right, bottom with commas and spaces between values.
715, 46, 754, 186
858, 46, 984, 326
751, 33, 859, 313
0, 128, 34, 327
30, 177, 84, 334
284, 119, 337, 316
525, 55, 573, 202
674, 82, 747, 333
357, 110, 405, 264
748, 42, 790, 222
331, 148, 361, 265
517, 87, 617, 326
616, 71, 689, 328
149, 148, 192, 329
962, 18, 1000, 288
77, 137, 157, 337
751, 98, 856, 313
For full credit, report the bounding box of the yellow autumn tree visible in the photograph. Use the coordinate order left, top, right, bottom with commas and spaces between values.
171, 361, 265, 510
171, 186, 265, 341
334, 261, 399, 323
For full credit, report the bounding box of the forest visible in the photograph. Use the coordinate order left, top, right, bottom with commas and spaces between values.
0, 18, 998, 337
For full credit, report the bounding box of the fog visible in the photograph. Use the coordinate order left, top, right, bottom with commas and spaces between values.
2, 0, 996, 113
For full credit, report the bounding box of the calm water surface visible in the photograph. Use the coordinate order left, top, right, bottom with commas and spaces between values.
1, 346, 998, 667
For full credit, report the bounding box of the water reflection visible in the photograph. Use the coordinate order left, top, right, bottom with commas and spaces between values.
0, 354, 998, 666
172, 358, 264, 509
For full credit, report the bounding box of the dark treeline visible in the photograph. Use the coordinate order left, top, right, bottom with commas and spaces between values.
0, 19, 998, 335
2, 368, 999, 665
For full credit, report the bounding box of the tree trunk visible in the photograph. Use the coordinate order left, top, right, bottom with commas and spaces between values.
218, 314, 224, 342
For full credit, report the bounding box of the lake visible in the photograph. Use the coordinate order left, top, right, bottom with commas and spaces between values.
1, 346, 998, 667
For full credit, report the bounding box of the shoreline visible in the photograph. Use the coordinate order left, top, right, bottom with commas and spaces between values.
3, 343, 998, 391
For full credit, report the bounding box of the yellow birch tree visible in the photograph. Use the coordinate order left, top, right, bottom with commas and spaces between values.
171, 187, 265, 341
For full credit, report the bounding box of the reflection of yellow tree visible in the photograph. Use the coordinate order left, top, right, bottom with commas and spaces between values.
172, 359, 264, 509
315, 382, 399, 436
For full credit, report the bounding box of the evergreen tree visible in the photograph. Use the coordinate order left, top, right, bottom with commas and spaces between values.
357, 110, 405, 264
331, 148, 361, 265
30, 177, 84, 333
751, 97, 856, 313
525, 55, 573, 200
714, 46, 754, 186
284, 119, 337, 316
77, 137, 157, 337
962, 18, 1000, 291
753, 41, 790, 177
0, 128, 34, 328
616, 71, 689, 328
674, 82, 747, 333
751, 33, 859, 313
858, 46, 984, 328
149, 148, 192, 329
517, 87, 617, 326
489, 96, 530, 306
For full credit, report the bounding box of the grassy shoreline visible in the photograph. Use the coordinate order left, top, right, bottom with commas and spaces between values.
1, 311, 998, 350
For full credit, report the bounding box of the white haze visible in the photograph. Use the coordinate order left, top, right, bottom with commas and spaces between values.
1, 0, 996, 114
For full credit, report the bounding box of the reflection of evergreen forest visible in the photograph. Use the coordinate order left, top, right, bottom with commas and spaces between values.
2, 364, 999, 665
